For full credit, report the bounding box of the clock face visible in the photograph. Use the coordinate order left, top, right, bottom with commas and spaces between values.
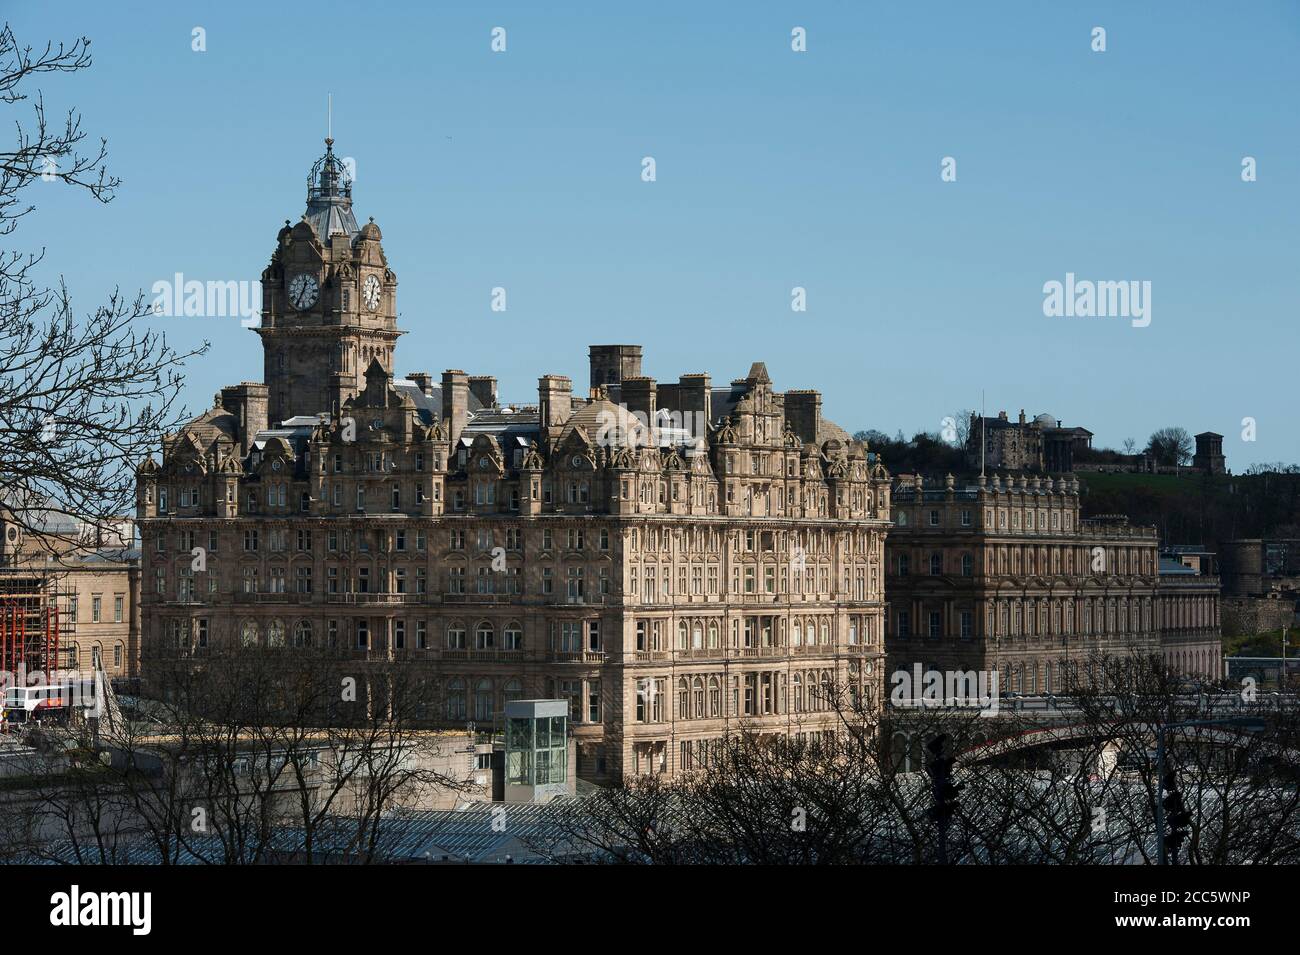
363, 275, 382, 311
288, 273, 319, 310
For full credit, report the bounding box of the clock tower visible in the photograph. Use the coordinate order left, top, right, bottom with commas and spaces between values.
258, 139, 402, 424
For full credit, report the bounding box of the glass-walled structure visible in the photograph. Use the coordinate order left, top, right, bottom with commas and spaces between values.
504, 699, 569, 803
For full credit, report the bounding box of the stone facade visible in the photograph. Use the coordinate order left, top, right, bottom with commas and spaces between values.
1156, 565, 1223, 678
965, 410, 1092, 474
0, 510, 140, 680
883, 473, 1218, 692
1192, 432, 1226, 475
134, 143, 892, 781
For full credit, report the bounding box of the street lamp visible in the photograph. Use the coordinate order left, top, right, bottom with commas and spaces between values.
1155, 716, 1267, 865
1282, 625, 1290, 689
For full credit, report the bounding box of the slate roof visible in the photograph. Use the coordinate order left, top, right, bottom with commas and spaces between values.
24, 801, 588, 865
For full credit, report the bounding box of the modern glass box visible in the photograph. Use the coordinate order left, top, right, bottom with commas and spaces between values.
503, 700, 569, 803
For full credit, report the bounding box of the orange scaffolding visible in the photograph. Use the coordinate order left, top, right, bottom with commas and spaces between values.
0, 571, 71, 680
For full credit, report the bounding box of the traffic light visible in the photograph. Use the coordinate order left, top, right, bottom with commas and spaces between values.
1161, 769, 1193, 864
925, 734, 964, 826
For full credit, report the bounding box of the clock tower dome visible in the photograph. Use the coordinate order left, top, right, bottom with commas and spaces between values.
258, 139, 402, 424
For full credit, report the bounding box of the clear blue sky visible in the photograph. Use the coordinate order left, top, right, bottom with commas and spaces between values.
12, 1, 1300, 468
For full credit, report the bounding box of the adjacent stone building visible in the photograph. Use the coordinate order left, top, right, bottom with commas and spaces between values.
135, 141, 892, 781
884, 473, 1221, 691
1219, 538, 1300, 637
1156, 549, 1223, 678
0, 508, 140, 681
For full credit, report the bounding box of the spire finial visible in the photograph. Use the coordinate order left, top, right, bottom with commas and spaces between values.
326, 92, 333, 148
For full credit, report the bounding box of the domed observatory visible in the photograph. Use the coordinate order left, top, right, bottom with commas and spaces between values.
503, 700, 572, 803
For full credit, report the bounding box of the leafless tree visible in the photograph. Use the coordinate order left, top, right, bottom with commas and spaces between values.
541, 656, 1300, 865
1146, 426, 1193, 468
950, 409, 973, 448
0, 646, 473, 864
0, 23, 205, 554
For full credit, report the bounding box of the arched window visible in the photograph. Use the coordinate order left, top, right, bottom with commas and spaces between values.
266, 619, 286, 648
503, 678, 524, 703
929, 553, 942, 575
820, 670, 832, 707
475, 622, 494, 650
793, 673, 804, 712
293, 620, 312, 647
792, 620, 802, 646
692, 677, 705, 718
708, 676, 721, 717
961, 554, 973, 577
677, 678, 689, 719
447, 679, 466, 720
241, 619, 259, 647
474, 679, 494, 721
504, 621, 523, 650
707, 620, 719, 648
820, 621, 830, 645
677, 620, 688, 650
692, 622, 703, 649
446, 623, 466, 649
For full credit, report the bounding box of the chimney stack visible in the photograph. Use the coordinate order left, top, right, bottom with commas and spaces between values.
441, 370, 469, 446
406, 372, 434, 396
621, 376, 657, 423
588, 344, 643, 400
469, 375, 498, 409
220, 382, 269, 456
784, 390, 822, 445
538, 375, 572, 444
677, 373, 711, 442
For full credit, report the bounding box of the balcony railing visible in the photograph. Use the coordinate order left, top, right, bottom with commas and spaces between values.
324, 592, 423, 606
552, 650, 607, 664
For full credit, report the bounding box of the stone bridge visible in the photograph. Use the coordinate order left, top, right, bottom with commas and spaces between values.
886, 692, 1294, 772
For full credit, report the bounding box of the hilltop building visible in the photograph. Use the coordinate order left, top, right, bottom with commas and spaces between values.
965, 410, 1092, 474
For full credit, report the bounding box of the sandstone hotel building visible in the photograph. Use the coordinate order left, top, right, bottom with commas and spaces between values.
135, 142, 891, 781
